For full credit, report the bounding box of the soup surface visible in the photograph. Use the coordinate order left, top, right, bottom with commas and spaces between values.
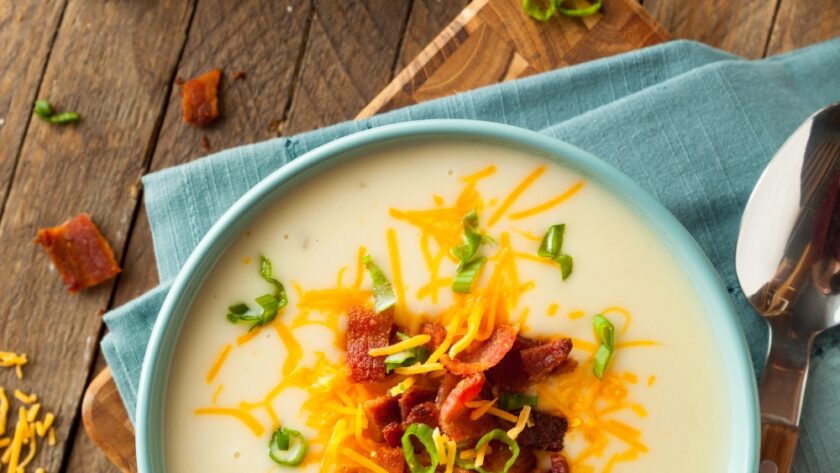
164, 140, 729, 472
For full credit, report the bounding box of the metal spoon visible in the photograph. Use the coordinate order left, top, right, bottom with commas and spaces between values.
736, 103, 840, 473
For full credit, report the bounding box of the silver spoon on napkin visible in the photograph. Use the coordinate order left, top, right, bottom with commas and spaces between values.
736, 103, 840, 473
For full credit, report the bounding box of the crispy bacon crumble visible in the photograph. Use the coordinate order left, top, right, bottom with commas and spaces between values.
35, 213, 121, 292
181, 68, 221, 126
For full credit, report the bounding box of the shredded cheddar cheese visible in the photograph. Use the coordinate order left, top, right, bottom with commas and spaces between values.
340, 447, 389, 473
14, 390, 37, 405
485, 407, 519, 423
193, 408, 264, 437
0, 352, 27, 379
388, 377, 415, 396
393, 363, 443, 375
467, 398, 498, 421
508, 180, 584, 220
368, 334, 431, 357
444, 440, 457, 473
474, 440, 488, 467
205, 343, 232, 384
506, 405, 531, 440
487, 165, 546, 226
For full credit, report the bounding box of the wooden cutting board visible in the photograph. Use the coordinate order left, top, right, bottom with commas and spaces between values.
82, 0, 669, 470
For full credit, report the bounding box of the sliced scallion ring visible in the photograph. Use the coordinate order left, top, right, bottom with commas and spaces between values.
268, 427, 307, 466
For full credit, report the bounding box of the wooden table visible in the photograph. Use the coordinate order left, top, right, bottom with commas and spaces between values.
0, 1, 837, 472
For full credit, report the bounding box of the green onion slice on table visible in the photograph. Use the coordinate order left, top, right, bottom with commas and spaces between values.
363, 254, 397, 313
33, 99, 80, 125
401, 423, 440, 473
522, 0, 602, 21
268, 427, 307, 466
593, 314, 615, 378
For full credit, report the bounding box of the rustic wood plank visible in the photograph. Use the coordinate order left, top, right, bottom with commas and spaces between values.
766, 0, 840, 56
67, 360, 124, 473
643, 0, 779, 58
396, 0, 471, 71
0, 1, 67, 216
359, 0, 669, 118
283, 0, 412, 135
0, 0, 195, 470
110, 0, 313, 326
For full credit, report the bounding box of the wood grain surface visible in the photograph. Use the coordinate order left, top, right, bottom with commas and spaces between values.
358, 0, 668, 118
0, 0, 837, 471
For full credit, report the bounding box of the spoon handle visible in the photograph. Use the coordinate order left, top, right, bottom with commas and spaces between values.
760, 419, 799, 473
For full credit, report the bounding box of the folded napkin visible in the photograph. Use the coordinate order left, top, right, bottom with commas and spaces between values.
103, 39, 840, 470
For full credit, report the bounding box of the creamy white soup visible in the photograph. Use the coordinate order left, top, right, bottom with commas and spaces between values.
164, 140, 729, 473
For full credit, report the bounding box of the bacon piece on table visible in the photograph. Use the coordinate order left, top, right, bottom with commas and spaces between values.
181, 68, 221, 126
521, 338, 573, 380
441, 324, 517, 375
35, 213, 121, 293
346, 306, 393, 382
439, 373, 496, 442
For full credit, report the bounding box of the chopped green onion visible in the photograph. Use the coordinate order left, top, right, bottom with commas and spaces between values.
226, 255, 287, 330
593, 314, 615, 379
268, 427, 307, 466
523, 0, 601, 22
385, 346, 429, 373
537, 224, 574, 280
402, 423, 440, 473
557, 0, 602, 17
451, 210, 492, 293
259, 255, 288, 308
363, 254, 397, 314
34, 100, 53, 119
456, 429, 520, 473
452, 257, 486, 294
538, 224, 565, 258
522, 0, 556, 21
499, 392, 539, 411
452, 209, 483, 268
556, 253, 573, 280
33, 99, 80, 124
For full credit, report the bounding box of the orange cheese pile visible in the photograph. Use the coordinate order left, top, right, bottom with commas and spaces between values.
0, 385, 58, 473
195, 164, 656, 472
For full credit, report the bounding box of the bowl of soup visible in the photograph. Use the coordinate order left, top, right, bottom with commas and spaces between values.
136, 120, 759, 473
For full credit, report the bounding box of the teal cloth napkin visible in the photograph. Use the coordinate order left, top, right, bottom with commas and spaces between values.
102, 39, 840, 471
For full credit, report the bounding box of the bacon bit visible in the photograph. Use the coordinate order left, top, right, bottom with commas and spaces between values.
441, 324, 517, 375
374, 445, 406, 473
381, 421, 404, 448
510, 410, 568, 452
521, 338, 573, 380
346, 306, 392, 382
421, 322, 447, 350
485, 338, 533, 390
483, 444, 537, 473
398, 385, 435, 419
199, 135, 210, 151
363, 395, 400, 433
181, 68, 221, 126
403, 401, 439, 428
439, 373, 496, 442
550, 453, 571, 473
174, 76, 185, 86
35, 213, 121, 292
233, 71, 247, 80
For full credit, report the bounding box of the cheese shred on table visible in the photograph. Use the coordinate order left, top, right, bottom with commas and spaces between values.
0, 384, 58, 472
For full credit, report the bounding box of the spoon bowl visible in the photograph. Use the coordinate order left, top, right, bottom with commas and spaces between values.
736, 103, 840, 472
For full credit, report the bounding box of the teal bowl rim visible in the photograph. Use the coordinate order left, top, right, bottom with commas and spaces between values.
136, 119, 759, 472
